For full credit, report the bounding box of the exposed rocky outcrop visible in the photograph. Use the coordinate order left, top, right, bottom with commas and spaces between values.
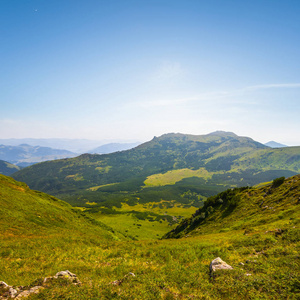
0, 270, 80, 299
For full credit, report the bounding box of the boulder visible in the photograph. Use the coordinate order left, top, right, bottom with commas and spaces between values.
209, 257, 233, 274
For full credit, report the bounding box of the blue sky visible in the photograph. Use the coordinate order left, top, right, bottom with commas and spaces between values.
1, 0, 300, 145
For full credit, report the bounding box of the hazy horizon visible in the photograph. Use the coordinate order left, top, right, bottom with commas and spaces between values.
1, 1, 300, 146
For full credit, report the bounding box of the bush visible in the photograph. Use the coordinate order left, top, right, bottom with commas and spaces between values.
272, 177, 285, 188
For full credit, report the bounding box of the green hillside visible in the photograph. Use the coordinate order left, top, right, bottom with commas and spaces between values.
0, 160, 20, 175
164, 175, 300, 239
1, 175, 299, 299
0, 174, 122, 239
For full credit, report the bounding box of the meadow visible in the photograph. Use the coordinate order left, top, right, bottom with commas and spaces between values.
1, 227, 299, 299
1, 174, 299, 299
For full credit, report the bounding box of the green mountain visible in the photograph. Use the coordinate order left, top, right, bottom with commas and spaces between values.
12, 131, 300, 209
164, 175, 300, 239
0, 160, 20, 176
0, 174, 121, 240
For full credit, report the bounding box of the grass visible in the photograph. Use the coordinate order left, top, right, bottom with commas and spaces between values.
144, 168, 215, 187
1, 227, 299, 299
89, 201, 198, 240
1, 174, 299, 299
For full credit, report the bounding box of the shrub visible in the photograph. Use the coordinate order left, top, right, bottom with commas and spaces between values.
272, 177, 285, 188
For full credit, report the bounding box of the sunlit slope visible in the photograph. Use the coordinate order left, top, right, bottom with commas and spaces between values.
0, 174, 122, 240
0, 160, 20, 175
12, 132, 300, 207
0, 160, 20, 176
164, 174, 300, 238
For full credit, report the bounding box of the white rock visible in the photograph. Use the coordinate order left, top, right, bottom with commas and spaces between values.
209, 257, 233, 273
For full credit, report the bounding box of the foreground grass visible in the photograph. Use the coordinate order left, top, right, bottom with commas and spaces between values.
1, 174, 299, 299
1, 224, 299, 299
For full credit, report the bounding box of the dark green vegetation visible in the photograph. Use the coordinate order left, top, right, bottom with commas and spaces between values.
0, 160, 20, 175
1, 174, 299, 299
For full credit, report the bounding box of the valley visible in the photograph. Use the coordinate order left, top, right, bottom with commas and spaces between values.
1, 132, 299, 298
11, 132, 300, 239
0, 172, 299, 299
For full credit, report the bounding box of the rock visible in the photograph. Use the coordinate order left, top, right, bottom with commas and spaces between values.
52, 270, 81, 286
0, 282, 8, 289
124, 272, 135, 278
0, 270, 81, 299
110, 280, 122, 286
55, 270, 77, 278
110, 272, 136, 286
15, 286, 44, 299
0, 282, 18, 299
209, 257, 233, 274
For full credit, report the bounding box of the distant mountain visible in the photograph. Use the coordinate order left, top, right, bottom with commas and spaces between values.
264, 141, 288, 148
0, 138, 141, 153
0, 144, 77, 166
89, 142, 141, 154
0, 160, 20, 175
12, 131, 300, 208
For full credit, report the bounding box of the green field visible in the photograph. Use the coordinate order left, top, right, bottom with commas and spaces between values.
1, 174, 299, 299
90, 201, 198, 240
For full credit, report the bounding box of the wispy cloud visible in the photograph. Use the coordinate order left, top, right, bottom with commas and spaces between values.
152, 61, 184, 81
246, 83, 300, 90
129, 82, 300, 109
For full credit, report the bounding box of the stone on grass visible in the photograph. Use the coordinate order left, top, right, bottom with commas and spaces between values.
0, 270, 80, 299
15, 286, 44, 299
209, 257, 233, 274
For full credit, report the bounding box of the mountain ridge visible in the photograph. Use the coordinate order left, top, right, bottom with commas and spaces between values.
12, 131, 299, 210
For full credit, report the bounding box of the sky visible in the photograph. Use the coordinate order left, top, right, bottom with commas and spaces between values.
1, 0, 300, 146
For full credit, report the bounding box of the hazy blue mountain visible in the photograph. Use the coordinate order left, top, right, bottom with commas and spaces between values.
0, 138, 141, 153
264, 141, 288, 148
89, 142, 141, 154
0, 160, 21, 175
0, 144, 77, 166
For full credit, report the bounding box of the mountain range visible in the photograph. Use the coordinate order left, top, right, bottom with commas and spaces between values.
0, 144, 77, 167
0, 138, 141, 153
12, 131, 300, 210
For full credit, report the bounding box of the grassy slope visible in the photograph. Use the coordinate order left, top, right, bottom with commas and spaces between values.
164, 175, 300, 238
1, 175, 299, 299
0, 160, 20, 175
0, 174, 123, 239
